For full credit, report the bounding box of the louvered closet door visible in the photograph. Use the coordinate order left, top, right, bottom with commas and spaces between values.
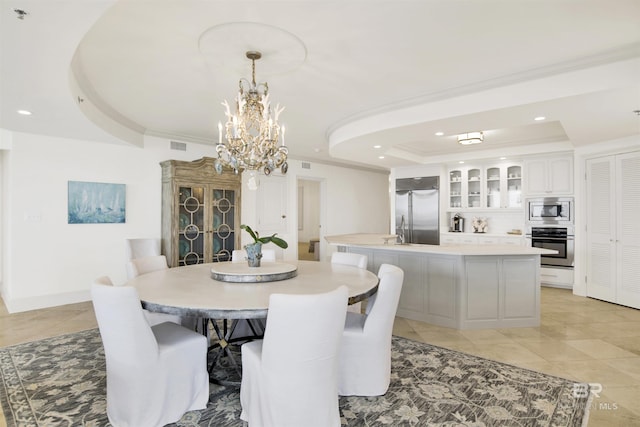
586, 157, 616, 303
616, 152, 640, 309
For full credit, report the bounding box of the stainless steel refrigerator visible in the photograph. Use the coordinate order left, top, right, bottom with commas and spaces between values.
395, 176, 439, 245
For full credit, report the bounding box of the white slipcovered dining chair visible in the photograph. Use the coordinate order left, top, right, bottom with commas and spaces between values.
125, 254, 169, 279
338, 263, 404, 396
91, 282, 209, 427
124, 255, 185, 327
331, 252, 368, 313
232, 249, 247, 262
261, 249, 276, 262
95, 275, 181, 327
125, 238, 161, 262
240, 286, 349, 427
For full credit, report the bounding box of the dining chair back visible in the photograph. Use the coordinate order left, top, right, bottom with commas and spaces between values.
338, 263, 404, 396
240, 286, 349, 427
125, 238, 160, 262
331, 252, 368, 313
123, 256, 183, 326
91, 282, 209, 427
261, 248, 276, 262
232, 249, 247, 262
126, 255, 168, 279
331, 252, 368, 269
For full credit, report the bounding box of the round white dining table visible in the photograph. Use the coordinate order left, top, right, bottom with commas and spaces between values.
126, 260, 379, 319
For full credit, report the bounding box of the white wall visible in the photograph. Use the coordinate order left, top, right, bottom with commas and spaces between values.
1, 131, 390, 312
289, 162, 390, 262
1, 132, 213, 312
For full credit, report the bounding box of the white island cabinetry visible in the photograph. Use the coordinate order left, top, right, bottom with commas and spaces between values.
326, 234, 552, 329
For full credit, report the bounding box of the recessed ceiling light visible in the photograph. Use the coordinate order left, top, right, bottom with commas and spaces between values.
534, 116, 546, 121
17, 109, 32, 115
459, 161, 465, 164
378, 156, 385, 159
313, 148, 322, 153
435, 132, 444, 136
500, 157, 507, 160
373, 145, 381, 149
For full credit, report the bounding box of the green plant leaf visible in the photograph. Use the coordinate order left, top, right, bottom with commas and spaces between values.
270, 235, 289, 249
240, 224, 258, 242
242, 225, 288, 248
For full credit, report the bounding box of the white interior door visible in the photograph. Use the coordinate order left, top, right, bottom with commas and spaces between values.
586, 156, 616, 302
615, 152, 640, 309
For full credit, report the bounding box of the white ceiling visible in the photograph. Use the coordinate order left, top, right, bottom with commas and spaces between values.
1, 0, 639, 171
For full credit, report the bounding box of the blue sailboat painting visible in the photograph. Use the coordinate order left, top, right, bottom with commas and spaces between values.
68, 181, 126, 224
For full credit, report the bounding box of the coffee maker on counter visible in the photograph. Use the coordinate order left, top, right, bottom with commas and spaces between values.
450, 213, 465, 232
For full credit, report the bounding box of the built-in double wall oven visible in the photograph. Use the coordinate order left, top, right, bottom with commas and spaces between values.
526, 197, 574, 268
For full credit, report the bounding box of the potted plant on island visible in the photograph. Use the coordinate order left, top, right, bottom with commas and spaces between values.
240, 224, 288, 267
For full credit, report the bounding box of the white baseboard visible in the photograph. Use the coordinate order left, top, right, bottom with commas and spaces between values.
3, 290, 91, 314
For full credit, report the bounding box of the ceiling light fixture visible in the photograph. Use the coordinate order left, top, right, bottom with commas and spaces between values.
435, 132, 444, 136
373, 145, 381, 148
534, 116, 546, 121
457, 132, 483, 145
215, 51, 288, 175
17, 109, 32, 115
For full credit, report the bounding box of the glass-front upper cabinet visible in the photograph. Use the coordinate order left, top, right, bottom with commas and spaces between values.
484, 163, 522, 209
486, 167, 501, 208
449, 169, 463, 208
506, 165, 522, 208
467, 168, 481, 208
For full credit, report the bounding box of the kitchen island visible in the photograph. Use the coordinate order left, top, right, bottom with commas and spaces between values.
326, 233, 555, 329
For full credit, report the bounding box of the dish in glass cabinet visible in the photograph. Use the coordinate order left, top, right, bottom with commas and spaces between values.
179, 213, 189, 229
179, 240, 189, 257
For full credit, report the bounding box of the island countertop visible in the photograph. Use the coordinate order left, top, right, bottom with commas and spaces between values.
325, 233, 557, 256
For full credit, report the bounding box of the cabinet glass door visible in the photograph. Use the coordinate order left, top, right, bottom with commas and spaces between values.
178, 186, 205, 265
507, 165, 522, 208
467, 168, 481, 208
449, 170, 462, 208
486, 166, 501, 208
210, 188, 236, 262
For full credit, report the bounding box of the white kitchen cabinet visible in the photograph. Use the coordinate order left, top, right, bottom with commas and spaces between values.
447, 166, 483, 209
540, 267, 573, 289
523, 155, 573, 195
448, 169, 464, 208
467, 167, 482, 208
586, 151, 640, 309
449, 162, 522, 210
485, 163, 522, 208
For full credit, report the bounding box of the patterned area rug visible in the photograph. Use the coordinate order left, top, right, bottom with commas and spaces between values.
0, 329, 590, 426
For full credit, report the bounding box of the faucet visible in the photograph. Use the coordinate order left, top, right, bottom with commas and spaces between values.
398, 215, 406, 244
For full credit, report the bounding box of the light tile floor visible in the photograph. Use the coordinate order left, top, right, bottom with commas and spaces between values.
1, 287, 639, 426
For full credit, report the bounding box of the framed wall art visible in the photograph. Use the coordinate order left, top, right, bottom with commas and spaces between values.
68, 181, 126, 224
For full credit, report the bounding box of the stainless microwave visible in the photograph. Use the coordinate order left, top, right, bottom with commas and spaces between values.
526, 197, 573, 224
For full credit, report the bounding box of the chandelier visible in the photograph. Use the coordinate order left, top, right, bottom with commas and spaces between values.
457, 132, 484, 145
214, 51, 288, 175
